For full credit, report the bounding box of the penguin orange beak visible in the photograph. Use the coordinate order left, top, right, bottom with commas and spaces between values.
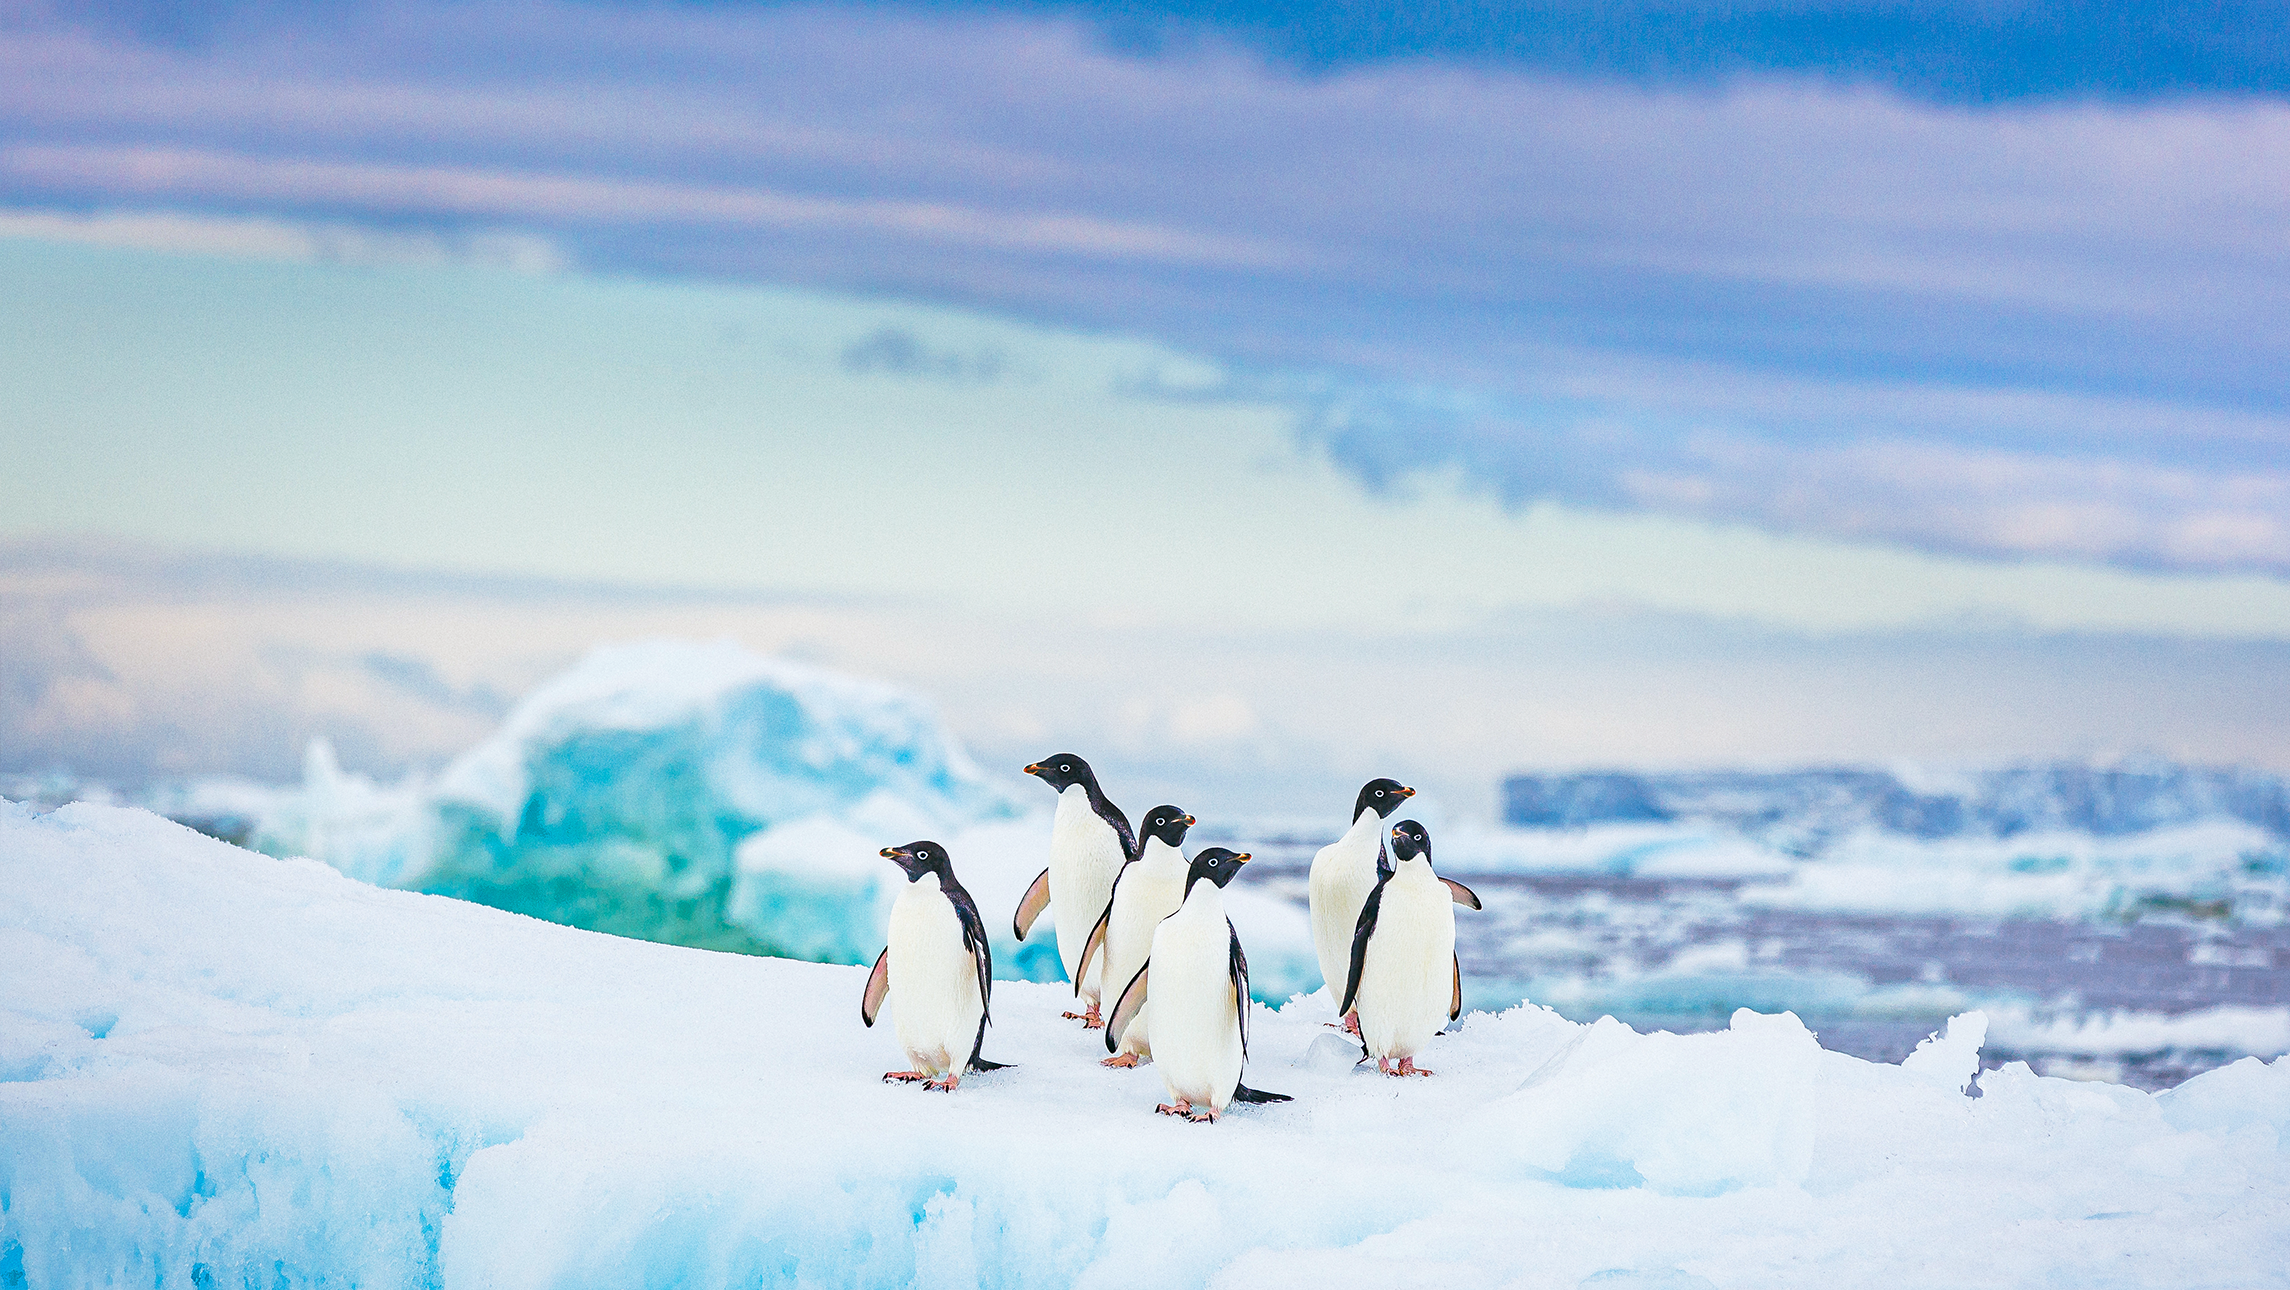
1023, 763, 1043, 775
1234, 852, 1251, 864
880, 846, 904, 859
1184, 814, 1197, 826
1399, 786, 1416, 798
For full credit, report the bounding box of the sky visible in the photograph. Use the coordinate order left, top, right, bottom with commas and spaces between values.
3, 0, 2287, 811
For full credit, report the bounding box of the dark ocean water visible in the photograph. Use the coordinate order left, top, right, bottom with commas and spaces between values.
1240, 849, 2288, 1092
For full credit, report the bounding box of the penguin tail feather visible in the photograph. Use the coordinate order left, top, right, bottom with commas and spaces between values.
969, 1057, 1012, 1072
1230, 1083, 1291, 1104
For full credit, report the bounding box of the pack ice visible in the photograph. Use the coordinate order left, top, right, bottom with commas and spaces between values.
5, 800, 2287, 1288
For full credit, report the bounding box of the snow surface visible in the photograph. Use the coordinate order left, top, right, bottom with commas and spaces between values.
5, 800, 2287, 1288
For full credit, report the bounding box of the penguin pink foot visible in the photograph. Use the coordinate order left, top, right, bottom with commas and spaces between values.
925, 1074, 960, 1092
1387, 1057, 1433, 1077
1063, 1003, 1104, 1028
1185, 1106, 1220, 1123
1155, 1099, 1192, 1117
1101, 1053, 1141, 1068
884, 1071, 930, 1084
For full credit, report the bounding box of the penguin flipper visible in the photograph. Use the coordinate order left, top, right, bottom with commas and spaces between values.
1441, 877, 1482, 910
1074, 904, 1112, 998
1376, 836, 1393, 881
1228, 919, 1252, 1061
1450, 952, 1463, 1022
1231, 1083, 1292, 1104
1013, 867, 1052, 940
1337, 879, 1387, 1017
861, 948, 890, 1027
1105, 960, 1150, 1053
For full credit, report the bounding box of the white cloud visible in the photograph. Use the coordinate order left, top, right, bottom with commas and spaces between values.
1619, 437, 2290, 570
0, 206, 565, 271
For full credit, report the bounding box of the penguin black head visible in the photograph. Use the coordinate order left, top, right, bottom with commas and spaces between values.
1355, 777, 1415, 821
1184, 846, 1250, 896
1141, 805, 1195, 849
1389, 819, 1431, 864
1023, 753, 1097, 792
881, 840, 953, 882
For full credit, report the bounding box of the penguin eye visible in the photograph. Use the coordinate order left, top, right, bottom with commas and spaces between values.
1375, 790, 1384, 797
1061, 763, 1071, 772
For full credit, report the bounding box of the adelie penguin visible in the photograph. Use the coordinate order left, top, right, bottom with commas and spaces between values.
1340, 820, 1479, 1076
1105, 848, 1291, 1122
1308, 778, 1414, 1034
1013, 753, 1134, 1027
862, 841, 1008, 1091
1086, 805, 1195, 1068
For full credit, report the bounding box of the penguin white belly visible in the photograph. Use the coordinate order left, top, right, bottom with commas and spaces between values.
1048, 786, 1126, 1002
1308, 819, 1380, 1004
1104, 848, 1189, 1057
1147, 897, 1244, 1111
1355, 873, 1455, 1061
887, 875, 983, 1078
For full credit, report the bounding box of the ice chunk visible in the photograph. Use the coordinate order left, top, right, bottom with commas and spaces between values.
1490, 1009, 1821, 1194
2156, 1054, 2290, 1139
228, 640, 1023, 959
1900, 1010, 1988, 1095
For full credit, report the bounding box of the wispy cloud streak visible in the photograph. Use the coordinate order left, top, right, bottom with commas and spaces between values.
0, 144, 1295, 267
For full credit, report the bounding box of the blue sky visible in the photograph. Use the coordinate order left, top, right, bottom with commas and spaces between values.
3, 0, 2287, 795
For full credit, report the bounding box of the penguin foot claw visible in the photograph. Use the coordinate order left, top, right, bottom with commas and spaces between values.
883, 1071, 930, 1084
1100, 1053, 1141, 1068
1155, 1100, 1191, 1117
1395, 1058, 1434, 1077
1064, 1005, 1104, 1028
926, 1075, 960, 1092
1184, 1107, 1220, 1123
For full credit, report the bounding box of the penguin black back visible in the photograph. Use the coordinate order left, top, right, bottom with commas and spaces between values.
1025, 752, 1137, 860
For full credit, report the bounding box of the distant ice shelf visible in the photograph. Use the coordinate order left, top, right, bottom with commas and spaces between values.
4, 799, 2287, 1288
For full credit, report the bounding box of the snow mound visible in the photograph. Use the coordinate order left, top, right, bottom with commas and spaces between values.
7, 800, 2289, 1288
1493, 1009, 1821, 1194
